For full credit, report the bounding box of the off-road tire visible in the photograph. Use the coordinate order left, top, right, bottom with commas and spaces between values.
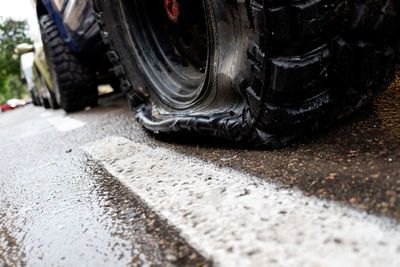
48, 88, 59, 109
30, 91, 41, 106
41, 74, 59, 109
93, 0, 400, 147
39, 15, 98, 112
42, 96, 51, 109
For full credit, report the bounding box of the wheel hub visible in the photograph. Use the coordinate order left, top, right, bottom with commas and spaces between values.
122, 0, 209, 108
165, 0, 179, 22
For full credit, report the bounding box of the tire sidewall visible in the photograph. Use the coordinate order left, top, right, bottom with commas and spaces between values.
97, 0, 246, 115
39, 16, 62, 106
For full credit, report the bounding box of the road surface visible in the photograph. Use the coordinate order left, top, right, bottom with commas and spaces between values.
1, 75, 400, 266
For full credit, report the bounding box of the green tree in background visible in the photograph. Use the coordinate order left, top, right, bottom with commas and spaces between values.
0, 17, 33, 103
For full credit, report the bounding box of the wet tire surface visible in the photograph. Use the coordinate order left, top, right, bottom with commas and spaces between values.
93, 0, 400, 147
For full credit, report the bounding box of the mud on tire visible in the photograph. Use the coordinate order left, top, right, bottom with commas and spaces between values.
39, 15, 98, 112
93, 0, 400, 147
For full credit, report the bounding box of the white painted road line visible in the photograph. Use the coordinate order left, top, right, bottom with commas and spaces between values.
84, 137, 400, 267
47, 115, 85, 132
40, 111, 53, 118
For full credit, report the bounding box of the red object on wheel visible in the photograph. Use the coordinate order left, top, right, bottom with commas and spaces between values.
165, 0, 179, 21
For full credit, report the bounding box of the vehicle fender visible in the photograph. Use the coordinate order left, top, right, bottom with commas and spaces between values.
36, 0, 100, 52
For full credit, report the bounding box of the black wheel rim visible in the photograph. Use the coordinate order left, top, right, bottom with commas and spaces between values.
120, 0, 210, 109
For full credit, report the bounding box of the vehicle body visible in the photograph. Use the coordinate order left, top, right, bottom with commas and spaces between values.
7, 99, 25, 109
16, 41, 58, 109
20, 51, 39, 105
33, 0, 116, 112
35, 0, 101, 53
0, 103, 11, 112
0, 99, 24, 112
32, 40, 59, 109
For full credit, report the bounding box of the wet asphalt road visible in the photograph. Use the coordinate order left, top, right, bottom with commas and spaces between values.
1, 74, 400, 265
0, 96, 209, 266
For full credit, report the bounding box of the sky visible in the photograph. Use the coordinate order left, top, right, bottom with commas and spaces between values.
0, 0, 40, 38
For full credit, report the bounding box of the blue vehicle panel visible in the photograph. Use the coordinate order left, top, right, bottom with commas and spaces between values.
37, 0, 100, 52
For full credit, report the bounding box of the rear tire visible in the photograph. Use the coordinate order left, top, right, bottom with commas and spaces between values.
93, 0, 400, 147
48, 88, 59, 109
40, 74, 59, 109
39, 15, 98, 112
42, 96, 51, 109
30, 91, 40, 106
